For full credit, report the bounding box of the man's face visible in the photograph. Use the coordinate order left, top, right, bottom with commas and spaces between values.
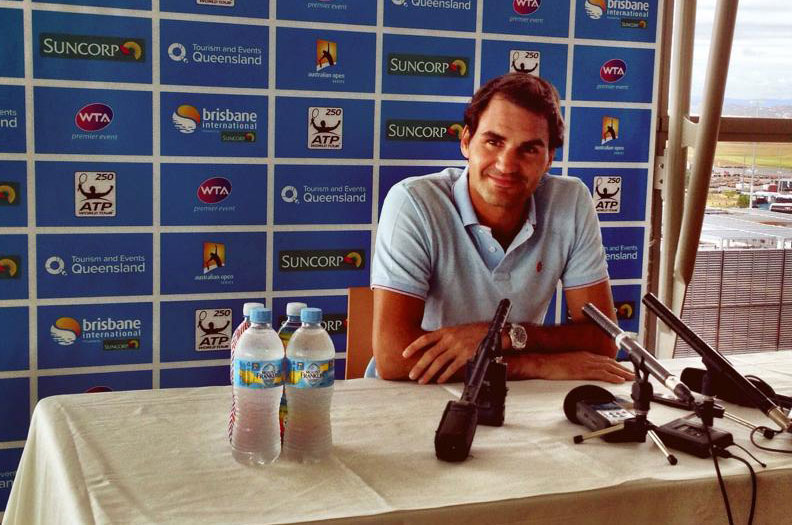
460, 96, 555, 215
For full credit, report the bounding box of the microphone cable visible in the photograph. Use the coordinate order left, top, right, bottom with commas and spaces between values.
750, 426, 792, 454
713, 444, 761, 525
706, 427, 734, 525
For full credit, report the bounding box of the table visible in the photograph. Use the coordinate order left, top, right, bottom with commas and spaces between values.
4, 352, 792, 525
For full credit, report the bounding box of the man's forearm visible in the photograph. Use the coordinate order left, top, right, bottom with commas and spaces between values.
508, 321, 617, 357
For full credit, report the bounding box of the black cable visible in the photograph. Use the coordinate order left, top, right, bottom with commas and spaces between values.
707, 426, 735, 525
729, 442, 767, 468
750, 426, 792, 454
729, 453, 757, 525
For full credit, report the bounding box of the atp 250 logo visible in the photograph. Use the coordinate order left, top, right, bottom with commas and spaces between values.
75, 103, 113, 132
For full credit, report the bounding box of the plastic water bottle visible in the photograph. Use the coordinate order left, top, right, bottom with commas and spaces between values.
277, 302, 307, 441
228, 302, 264, 442
283, 307, 335, 463
231, 307, 284, 466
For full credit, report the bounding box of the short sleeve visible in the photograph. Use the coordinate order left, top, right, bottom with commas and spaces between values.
370, 183, 432, 299
561, 180, 610, 289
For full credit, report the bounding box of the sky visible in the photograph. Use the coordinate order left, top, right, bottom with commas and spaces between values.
691, 0, 791, 102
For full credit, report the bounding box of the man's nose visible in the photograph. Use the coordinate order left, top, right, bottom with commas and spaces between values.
495, 147, 519, 173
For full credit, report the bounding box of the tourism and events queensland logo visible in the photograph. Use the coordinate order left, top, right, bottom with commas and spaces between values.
584, 0, 650, 28
75, 171, 116, 217
75, 103, 113, 132
386, 119, 464, 142
279, 249, 365, 271
172, 103, 257, 143
390, 0, 472, 10
0, 182, 20, 206
197, 177, 232, 204
593, 176, 622, 213
195, 308, 232, 351
39, 33, 145, 62
387, 53, 468, 77
509, 50, 540, 75
0, 255, 21, 280
600, 58, 626, 83
308, 107, 343, 150
49, 315, 142, 350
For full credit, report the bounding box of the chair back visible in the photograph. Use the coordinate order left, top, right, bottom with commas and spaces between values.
346, 286, 374, 379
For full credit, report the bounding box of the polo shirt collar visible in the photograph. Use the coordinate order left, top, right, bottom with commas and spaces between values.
452, 167, 538, 229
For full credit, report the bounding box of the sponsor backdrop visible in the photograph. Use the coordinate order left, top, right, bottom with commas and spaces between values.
0, 0, 661, 508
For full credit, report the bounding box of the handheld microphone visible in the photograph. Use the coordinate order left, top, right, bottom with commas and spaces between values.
582, 303, 695, 406
642, 292, 792, 433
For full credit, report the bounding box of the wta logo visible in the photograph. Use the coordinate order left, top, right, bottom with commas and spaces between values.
197, 177, 232, 204
600, 59, 626, 82
75, 103, 113, 132
513, 0, 541, 15
50, 317, 82, 346
173, 105, 201, 134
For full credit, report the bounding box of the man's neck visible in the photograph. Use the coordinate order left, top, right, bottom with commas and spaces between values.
473, 199, 529, 250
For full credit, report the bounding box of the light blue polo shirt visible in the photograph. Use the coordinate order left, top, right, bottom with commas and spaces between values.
371, 167, 609, 330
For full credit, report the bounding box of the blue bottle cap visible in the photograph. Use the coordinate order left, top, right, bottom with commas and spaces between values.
300, 307, 322, 324
249, 307, 272, 324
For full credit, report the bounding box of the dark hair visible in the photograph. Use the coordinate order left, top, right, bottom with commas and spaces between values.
463, 73, 564, 150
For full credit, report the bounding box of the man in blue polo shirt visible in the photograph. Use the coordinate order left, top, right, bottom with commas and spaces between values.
371, 73, 633, 384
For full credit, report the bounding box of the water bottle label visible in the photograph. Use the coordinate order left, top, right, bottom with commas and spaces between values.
287, 358, 334, 388
235, 359, 284, 389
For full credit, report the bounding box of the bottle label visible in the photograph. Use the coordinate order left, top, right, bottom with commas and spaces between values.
287, 358, 334, 388
235, 359, 284, 389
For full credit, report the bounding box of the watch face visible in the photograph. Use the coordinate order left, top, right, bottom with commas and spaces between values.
510, 324, 527, 349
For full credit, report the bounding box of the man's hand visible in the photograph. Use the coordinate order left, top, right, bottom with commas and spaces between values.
402, 322, 491, 384
527, 351, 634, 384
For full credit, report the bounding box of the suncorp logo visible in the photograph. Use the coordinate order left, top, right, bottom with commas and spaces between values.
387, 54, 468, 77
513, 0, 541, 15
50, 316, 142, 348
386, 120, 464, 142
75, 103, 113, 132
600, 59, 626, 83
0, 255, 21, 279
0, 182, 19, 206
197, 177, 232, 204
279, 249, 365, 271
40, 33, 145, 62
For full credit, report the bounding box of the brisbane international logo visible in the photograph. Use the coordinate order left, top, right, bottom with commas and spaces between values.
50, 317, 82, 345
75, 103, 114, 132
600, 59, 626, 83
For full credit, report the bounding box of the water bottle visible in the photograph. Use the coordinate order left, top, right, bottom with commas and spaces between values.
228, 302, 264, 442
231, 307, 284, 466
277, 302, 307, 441
283, 307, 335, 463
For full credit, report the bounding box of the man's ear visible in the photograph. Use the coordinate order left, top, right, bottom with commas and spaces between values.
460, 126, 471, 159
545, 149, 555, 172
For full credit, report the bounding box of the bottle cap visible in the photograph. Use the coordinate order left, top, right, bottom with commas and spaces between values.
249, 307, 272, 324
300, 307, 322, 324
242, 302, 265, 317
286, 302, 308, 317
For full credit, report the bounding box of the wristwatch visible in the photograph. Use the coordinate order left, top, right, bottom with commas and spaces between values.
507, 323, 528, 351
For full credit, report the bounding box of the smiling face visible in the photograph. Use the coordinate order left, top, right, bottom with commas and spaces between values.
460, 96, 555, 224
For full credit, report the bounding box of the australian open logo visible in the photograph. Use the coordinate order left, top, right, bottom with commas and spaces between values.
40, 33, 145, 62
308, 107, 343, 150
386, 119, 464, 142
510, 50, 540, 75
75, 103, 113, 132
197, 177, 232, 204
387, 54, 468, 77
513, 0, 541, 15
593, 176, 622, 213
279, 249, 365, 271
600, 59, 626, 83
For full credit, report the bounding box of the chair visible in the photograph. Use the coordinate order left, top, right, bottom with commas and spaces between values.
346, 286, 375, 379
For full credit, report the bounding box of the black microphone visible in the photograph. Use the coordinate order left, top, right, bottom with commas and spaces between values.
681, 367, 792, 409
582, 303, 695, 406
642, 292, 791, 432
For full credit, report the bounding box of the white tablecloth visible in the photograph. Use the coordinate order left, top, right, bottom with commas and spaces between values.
4, 353, 792, 525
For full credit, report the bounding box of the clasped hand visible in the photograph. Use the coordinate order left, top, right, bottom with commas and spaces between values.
402, 322, 494, 384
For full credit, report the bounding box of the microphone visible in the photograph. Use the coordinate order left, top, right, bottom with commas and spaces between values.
681, 367, 792, 410
582, 303, 695, 406
642, 292, 792, 433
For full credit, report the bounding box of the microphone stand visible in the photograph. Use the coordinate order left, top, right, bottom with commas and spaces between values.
574, 355, 678, 465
